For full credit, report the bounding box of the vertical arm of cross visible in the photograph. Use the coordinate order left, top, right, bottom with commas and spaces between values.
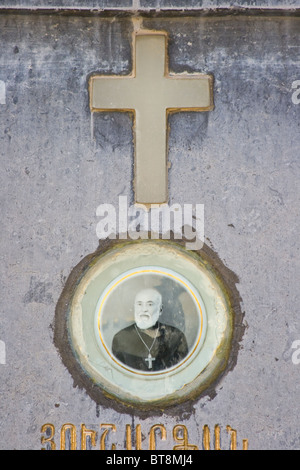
89, 32, 213, 205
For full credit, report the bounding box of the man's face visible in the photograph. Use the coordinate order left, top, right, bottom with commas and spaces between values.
134, 288, 162, 330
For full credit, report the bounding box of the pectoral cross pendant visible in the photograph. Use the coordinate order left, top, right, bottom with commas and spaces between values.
145, 353, 155, 369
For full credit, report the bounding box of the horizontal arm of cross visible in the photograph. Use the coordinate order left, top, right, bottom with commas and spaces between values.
89, 32, 214, 204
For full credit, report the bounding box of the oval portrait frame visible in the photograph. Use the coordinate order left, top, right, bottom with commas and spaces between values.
56, 239, 241, 411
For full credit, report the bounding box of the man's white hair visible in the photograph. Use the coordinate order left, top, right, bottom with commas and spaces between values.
135, 288, 162, 305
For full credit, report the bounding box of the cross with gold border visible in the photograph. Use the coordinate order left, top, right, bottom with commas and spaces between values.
89, 31, 213, 205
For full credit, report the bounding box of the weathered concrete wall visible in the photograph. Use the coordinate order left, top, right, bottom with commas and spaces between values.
1, 0, 300, 10
0, 10, 299, 449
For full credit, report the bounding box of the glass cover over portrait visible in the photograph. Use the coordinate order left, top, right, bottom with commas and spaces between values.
94, 268, 206, 375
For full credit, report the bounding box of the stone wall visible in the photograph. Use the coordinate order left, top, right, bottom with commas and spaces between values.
0, 5, 299, 450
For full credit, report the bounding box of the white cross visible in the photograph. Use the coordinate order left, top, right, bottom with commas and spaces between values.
145, 353, 155, 369
89, 31, 213, 205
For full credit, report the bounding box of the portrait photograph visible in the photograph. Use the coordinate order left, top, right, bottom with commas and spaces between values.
95, 267, 205, 374
69, 241, 229, 406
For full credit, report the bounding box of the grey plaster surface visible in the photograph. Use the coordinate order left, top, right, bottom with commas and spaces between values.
0, 11, 299, 450
0, 0, 299, 11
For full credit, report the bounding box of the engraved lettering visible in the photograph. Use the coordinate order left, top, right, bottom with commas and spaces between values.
173, 424, 198, 450
81, 424, 97, 450
60, 423, 76, 450
100, 424, 116, 450
149, 424, 167, 450
125, 423, 143, 450
41, 423, 56, 450
203, 425, 210, 450
203, 424, 223, 450
226, 425, 237, 450
243, 439, 249, 450
40, 422, 248, 450
214, 425, 221, 450
135, 424, 142, 450
125, 424, 132, 450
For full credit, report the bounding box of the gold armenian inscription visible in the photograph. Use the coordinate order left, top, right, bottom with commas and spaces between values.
41, 423, 248, 450
89, 31, 213, 205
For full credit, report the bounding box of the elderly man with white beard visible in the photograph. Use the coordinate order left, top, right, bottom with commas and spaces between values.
111, 288, 188, 371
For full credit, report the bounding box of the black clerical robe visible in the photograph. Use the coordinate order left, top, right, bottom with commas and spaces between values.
112, 322, 188, 371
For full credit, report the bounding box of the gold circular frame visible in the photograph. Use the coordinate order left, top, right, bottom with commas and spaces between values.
60, 239, 237, 410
